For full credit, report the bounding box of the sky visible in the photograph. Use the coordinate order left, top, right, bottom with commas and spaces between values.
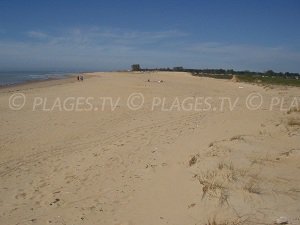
0, 0, 300, 72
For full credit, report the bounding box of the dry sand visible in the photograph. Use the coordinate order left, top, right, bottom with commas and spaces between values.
0, 72, 299, 225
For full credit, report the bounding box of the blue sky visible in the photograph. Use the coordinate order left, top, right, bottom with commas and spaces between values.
0, 0, 300, 72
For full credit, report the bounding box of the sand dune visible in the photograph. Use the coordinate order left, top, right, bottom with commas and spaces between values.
0, 72, 299, 225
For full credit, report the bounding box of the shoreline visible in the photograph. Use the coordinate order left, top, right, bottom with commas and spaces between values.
0, 73, 84, 93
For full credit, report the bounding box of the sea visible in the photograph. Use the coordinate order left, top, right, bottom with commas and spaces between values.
0, 71, 78, 86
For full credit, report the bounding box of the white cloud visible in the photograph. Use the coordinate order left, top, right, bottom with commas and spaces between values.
27, 31, 49, 39
41, 27, 188, 47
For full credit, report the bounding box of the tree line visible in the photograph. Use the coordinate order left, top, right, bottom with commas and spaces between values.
131, 64, 300, 79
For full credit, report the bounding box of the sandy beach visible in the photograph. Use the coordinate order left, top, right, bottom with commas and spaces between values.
0, 71, 299, 225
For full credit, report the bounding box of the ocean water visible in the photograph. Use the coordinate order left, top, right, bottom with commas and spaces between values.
0, 71, 76, 86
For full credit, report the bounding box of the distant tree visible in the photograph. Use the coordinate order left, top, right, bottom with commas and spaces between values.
131, 64, 141, 71
226, 69, 234, 74
265, 70, 275, 76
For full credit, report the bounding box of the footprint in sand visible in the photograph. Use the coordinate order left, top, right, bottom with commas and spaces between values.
15, 192, 27, 199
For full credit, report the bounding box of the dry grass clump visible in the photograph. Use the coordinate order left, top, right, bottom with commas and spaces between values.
218, 189, 230, 206
287, 107, 300, 114
287, 117, 300, 126
229, 135, 245, 142
205, 217, 246, 225
198, 162, 238, 204
217, 161, 238, 182
250, 154, 278, 166
243, 179, 261, 194
237, 168, 249, 177
189, 155, 198, 166
218, 161, 234, 171
198, 170, 226, 200
196, 160, 266, 205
